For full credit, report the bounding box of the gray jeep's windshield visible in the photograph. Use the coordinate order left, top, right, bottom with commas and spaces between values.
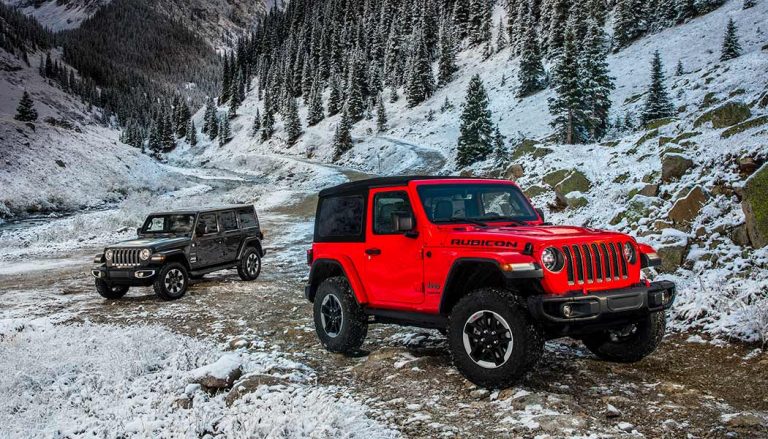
417, 184, 538, 224
141, 214, 196, 234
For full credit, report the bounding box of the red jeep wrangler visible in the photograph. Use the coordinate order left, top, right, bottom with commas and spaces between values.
305, 177, 675, 388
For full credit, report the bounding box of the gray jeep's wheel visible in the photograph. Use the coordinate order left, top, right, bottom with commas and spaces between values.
448, 288, 543, 389
313, 276, 368, 353
237, 247, 261, 281
582, 312, 666, 363
95, 279, 129, 299
153, 262, 189, 301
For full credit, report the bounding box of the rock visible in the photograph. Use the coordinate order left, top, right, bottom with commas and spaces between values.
524, 185, 547, 198
225, 374, 290, 406
661, 153, 693, 182
702, 92, 720, 108
610, 196, 659, 226
173, 396, 193, 409
511, 139, 552, 160
536, 414, 588, 432
554, 170, 592, 195
667, 186, 709, 228
617, 422, 634, 432
653, 220, 673, 231
694, 101, 752, 128
459, 169, 474, 177
634, 129, 659, 146
720, 115, 768, 138
742, 164, 768, 248
639, 184, 659, 197
229, 337, 249, 350
738, 157, 759, 175
671, 131, 701, 144
504, 164, 524, 180
722, 413, 765, 428
645, 117, 677, 130
729, 224, 751, 246
605, 404, 622, 418
542, 169, 571, 187
657, 242, 688, 273
190, 353, 243, 390
469, 389, 489, 399
558, 193, 588, 209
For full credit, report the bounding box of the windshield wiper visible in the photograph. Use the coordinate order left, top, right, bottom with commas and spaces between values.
490, 216, 527, 226
436, 217, 488, 227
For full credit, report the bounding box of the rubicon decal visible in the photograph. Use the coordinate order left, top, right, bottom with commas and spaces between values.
451, 239, 518, 248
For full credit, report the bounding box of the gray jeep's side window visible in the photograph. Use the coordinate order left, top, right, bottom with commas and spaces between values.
198, 213, 219, 234
219, 211, 238, 231
317, 195, 364, 241
238, 211, 258, 229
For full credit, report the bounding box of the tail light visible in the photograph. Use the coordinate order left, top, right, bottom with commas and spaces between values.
306, 249, 314, 265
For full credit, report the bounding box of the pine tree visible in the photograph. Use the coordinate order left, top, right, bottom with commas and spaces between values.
743, 0, 756, 9
219, 116, 231, 146
456, 74, 495, 167
332, 107, 354, 161
285, 97, 302, 145
517, 18, 545, 97
641, 51, 675, 124
203, 98, 216, 135
546, 0, 570, 56
468, 0, 492, 46
493, 127, 507, 165
252, 109, 261, 137
675, 0, 696, 23
376, 95, 388, 133
148, 122, 162, 154
307, 83, 324, 127
186, 120, 198, 146
345, 62, 365, 122
453, 0, 471, 40
580, 21, 614, 140
437, 19, 458, 87
221, 54, 232, 103
260, 108, 274, 142
14, 90, 37, 122
161, 110, 175, 151
675, 59, 684, 76
405, 29, 435, 108
613, 0, 645, 51
327, 74, 342, 116
548, 29, 588, 144
496, 16, 507, 52
208, 109, 219, 141
720, 18, 742, 61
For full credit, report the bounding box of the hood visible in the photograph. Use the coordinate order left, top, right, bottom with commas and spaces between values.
439, 225, 630, 249
106, 236, 191, 251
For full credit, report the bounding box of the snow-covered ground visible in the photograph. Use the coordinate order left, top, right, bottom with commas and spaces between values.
1, 0, 111, 31
0, 317, 398, 438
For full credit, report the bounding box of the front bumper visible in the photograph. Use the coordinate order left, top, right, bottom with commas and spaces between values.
528, 280, 676, 328
92, 266, 158, 286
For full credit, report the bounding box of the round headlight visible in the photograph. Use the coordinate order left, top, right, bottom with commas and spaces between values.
623, 242, 637, 264
541, 247, 563, 272
140, 249, 151, 261
104, 249, 113, 261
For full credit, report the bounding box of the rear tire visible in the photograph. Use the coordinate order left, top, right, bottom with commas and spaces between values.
582, 311, 666, 363
313, 276, 368, 354
448, 288, 543, 389
95, 279, 129, 299
237, 247, 261, 281
153, 263, 189, 301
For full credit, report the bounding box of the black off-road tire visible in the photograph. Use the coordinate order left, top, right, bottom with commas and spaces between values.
313, 276, 368, 354
153, 262, 189, 301
582, 311, 666, 363
95, 279, 129, 299
237, 247, 261, 281
448, 288, 544, 389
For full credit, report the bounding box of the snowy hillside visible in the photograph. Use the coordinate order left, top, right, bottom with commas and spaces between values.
184, 0, 768, 342
2, 0, 110, 31
0, 48, 174, 218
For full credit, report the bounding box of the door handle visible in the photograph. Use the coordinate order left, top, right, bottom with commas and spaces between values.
365, 248, 382, 256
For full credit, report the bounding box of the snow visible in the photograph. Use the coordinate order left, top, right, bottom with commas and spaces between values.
0, 317, 399, 438
1, 0, 111, 31
189, 352, 242, 381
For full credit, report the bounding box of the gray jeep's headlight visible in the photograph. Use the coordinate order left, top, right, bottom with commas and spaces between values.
104, 249, 113, 261
140, 249, 151, 261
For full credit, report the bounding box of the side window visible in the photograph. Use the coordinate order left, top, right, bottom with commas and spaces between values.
373, 191, 413, 234
198, 213, 219, 234
219, 211, 238, 231
238, 211, 258, 229
317, 195, 364, 241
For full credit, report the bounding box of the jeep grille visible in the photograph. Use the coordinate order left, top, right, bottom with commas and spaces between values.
108, 249, 141, 268
562, 242, 628, 285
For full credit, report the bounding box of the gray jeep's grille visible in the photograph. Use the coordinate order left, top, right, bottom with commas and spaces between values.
109, 249, 141, 268
562, 241, 628, 286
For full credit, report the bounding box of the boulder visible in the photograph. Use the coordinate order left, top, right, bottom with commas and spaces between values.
667, 186, 709, 228
720, 115, 768, 138
557, 193, 588, 209
729, 224, 751, 246
511, 139, 552, 160
661, 153, 693, 182
738, 157, 759, 175
554, 170, 592, 195
656, 230, 689, 273
524, 185, 547, 198
542, 169, 571, 187
722, 413, 765, 429
634, 129, 659, 147
225, 374, 290, 406
639, 184, 660, 197
190, 353, 243, 390
610, 196, 659, 226
645, 117, 677, 130
742, 164, 768, 248
504, 164, 524, 180
694, 101, 752, 128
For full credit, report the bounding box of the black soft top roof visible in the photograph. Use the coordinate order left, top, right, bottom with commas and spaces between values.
318, 176, 490, 198
149, 205, 254, 216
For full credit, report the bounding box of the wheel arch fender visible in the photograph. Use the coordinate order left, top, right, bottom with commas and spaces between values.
238, 238, 264, 258
306, 257, 368, 304
156, 250, 190, 271
439, 258, 506, 315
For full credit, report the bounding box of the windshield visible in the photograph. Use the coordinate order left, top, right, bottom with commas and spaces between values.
141, 214, 196, 234
417, 184, 538, 224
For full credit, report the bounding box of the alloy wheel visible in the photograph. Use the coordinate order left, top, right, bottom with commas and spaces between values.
463, 310, 514, 369
247, 253, 260, 277
320, 293, 343, 338
164, 268, 185, 295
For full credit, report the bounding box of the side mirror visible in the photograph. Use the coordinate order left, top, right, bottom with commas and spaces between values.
535, 208, 552, 225
394, 213, 418, 238
136, 227, 142, 236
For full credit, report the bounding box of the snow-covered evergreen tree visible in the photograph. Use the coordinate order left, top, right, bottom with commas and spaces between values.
517, 17, 545, 97
14, 90, 37, 122
548, 29, 588, 144
437, 19, 458, 87
456, 74, 495, 167
327, 74, 342, 116
307, 83, 325, 127
260, 108, 274, 142
405, 29, 435, 108
285, 97, 302, 145
376, 95, 388, 133
495, 16, 507, 52
613, 0, 646, 51
580, 20, 614, 140
675, 0, 696, 23
675, 59, 684, 76
345, 61, 365, 122
641, 51, 675, 124
453, 0, 471, 40
186, 120, 197, 146
468, 0, 491, 46
743, 0, 757, 9
252, 109, 261, 137
203, 98, 216, 135
332, 107, 353, 161
720, 18, 742, 61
